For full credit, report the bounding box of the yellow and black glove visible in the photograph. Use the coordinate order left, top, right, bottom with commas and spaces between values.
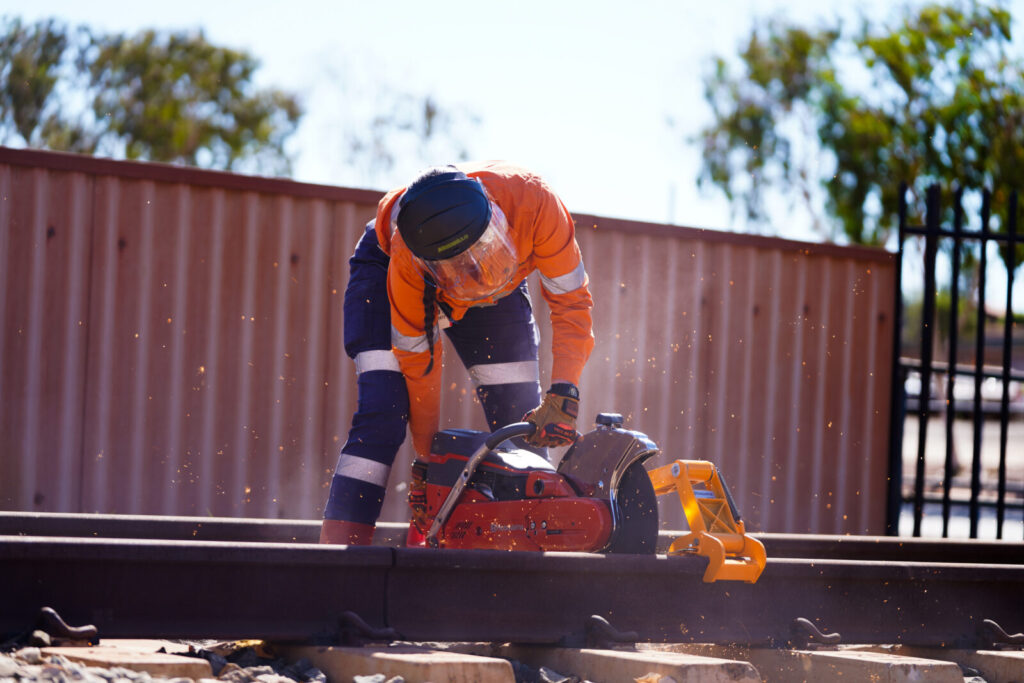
523, 383, 580, 448
408, 459, 430, 534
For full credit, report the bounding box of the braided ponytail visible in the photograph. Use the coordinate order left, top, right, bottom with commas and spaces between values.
422, 278, 437, 376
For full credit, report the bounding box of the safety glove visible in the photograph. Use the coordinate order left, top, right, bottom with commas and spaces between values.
408, 459, 430, 535
523, 382, 580, 448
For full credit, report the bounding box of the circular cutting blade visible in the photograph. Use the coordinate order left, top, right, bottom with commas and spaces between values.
605, 461, 659, 554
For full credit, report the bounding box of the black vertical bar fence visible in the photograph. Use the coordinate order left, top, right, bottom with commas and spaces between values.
889, 184, 1023, 539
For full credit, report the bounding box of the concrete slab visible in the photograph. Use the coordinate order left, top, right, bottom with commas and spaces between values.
854, 645, 1024, 683
648, 643, 965, 683
42, 640, 211, 680
97, 639, 194, 654
452, 643, 760, 683
282, 644, 515, 683
951, 649, 1024, 683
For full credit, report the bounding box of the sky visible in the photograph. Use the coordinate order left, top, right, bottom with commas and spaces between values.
5, 1, 1024, 264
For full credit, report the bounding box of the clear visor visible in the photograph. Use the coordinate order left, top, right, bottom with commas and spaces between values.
416, 202, 517, 302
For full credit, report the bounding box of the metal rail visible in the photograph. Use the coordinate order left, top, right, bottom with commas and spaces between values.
3, 512, 1022, 564
2, 517, 1023, 649
0, 511, 319, 544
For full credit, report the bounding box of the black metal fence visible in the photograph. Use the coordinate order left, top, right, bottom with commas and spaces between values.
888, 183, 1022, 539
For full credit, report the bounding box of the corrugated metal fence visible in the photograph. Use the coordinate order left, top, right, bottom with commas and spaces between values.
0, 148, 895, 534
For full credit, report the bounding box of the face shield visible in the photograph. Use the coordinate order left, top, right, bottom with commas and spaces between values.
414, 201, 517, 303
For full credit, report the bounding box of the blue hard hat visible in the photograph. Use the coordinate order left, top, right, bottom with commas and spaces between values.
397, 166, 492, 261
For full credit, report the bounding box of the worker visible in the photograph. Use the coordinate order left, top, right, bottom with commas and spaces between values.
320, 161, 594, 545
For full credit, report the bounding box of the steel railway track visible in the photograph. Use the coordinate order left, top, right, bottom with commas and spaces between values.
4, 511, 1023, 563
2, 512, 1022, 651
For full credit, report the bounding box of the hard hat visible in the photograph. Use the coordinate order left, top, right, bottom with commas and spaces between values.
397, 167, 491, 260
398, 167, 518, 302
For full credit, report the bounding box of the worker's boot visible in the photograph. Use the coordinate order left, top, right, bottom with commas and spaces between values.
319, 519, 375, 545
406, 459, 430, 547
405, 522, 427, 547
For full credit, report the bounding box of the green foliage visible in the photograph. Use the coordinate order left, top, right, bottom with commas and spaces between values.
0, 18, 73, 146
696, 0, 1024, 256
0, 17, 301, 174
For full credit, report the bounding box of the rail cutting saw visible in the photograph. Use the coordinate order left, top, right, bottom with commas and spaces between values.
419, 413, 766, 583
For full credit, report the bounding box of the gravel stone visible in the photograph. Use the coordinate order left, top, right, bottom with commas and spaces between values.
16, 665, 44, 678
255, 674, 296, 683
0, 641, 330, 683
217, 664, 254, 683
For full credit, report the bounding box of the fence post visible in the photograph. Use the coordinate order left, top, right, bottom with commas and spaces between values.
911, 185, 940, 537
887, 183, 909, 535
942, 187, 964, 537
969, 192, 992, 538
996, 190, 1018, 539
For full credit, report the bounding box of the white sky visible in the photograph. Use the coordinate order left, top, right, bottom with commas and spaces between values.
5, 0, 1024, 304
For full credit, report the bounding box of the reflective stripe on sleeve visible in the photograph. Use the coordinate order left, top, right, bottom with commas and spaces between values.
391, 325, 436, 353
389, 196, 402, 237
336, 453, 392, 487
353, 349, 400, 374
468, 360, 540, 387
540, 261, 587, 295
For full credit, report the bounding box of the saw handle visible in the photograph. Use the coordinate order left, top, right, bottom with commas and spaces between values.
425, 422, 537, 548
483, 421, 537, 450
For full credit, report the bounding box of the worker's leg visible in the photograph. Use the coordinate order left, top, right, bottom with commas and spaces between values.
321, 223, 409, 545
444, 282, 543, 449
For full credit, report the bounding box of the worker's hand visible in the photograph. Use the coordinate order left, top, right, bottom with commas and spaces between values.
523, 383, 580, 447
408, 459, 430, 534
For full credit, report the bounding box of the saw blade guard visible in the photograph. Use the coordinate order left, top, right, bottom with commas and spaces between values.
555, 413, 660, 501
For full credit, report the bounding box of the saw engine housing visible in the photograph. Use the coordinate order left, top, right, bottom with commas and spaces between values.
424, 414, 660, 553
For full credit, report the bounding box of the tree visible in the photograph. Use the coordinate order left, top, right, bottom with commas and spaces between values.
695, 0, 1024, 252
348, 91, 478, 187
0, 18, 77, 149
314, 60, 480, 190
1, 17, 480, 184
0, 17, 302, 175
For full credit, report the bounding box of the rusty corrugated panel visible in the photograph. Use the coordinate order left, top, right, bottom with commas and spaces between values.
79, 176, 374, 518
561, 221, 894, 534
0, 149, 378, 520
0, 164, 93, 512
1, 148, 894, 534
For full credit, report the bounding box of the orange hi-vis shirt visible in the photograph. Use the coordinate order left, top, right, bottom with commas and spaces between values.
374, 161, 595, 457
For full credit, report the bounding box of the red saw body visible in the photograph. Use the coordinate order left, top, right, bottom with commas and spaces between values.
423, 414, 660, 554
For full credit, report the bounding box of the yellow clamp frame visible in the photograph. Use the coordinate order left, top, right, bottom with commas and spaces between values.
648, 459, 766, 583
